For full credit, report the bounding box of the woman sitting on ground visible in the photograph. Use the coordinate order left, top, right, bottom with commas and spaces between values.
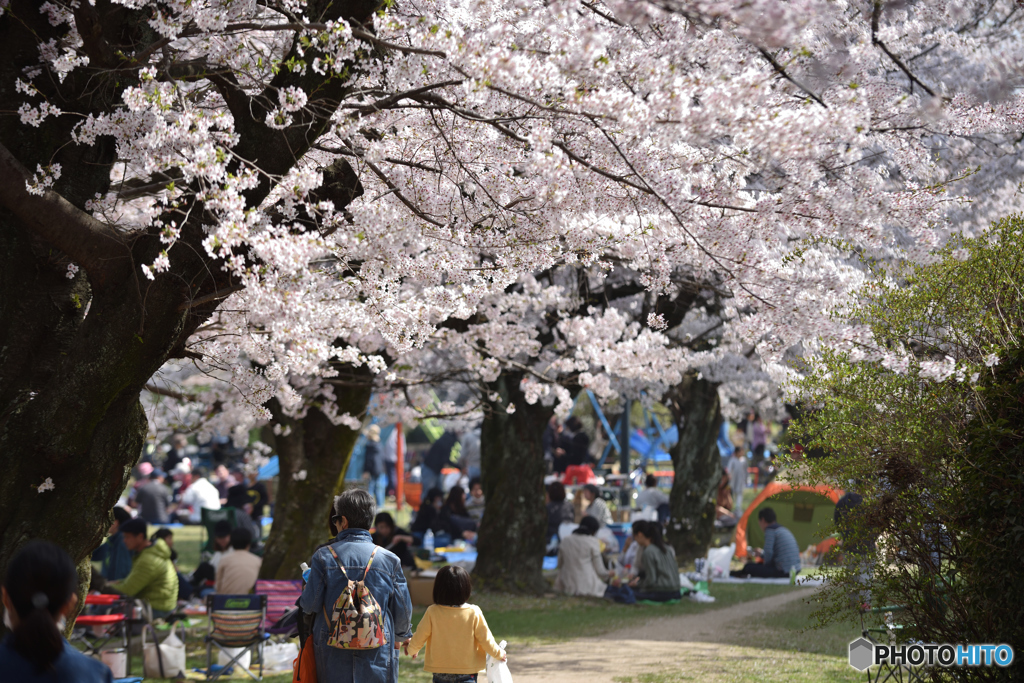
581, 484, 613, 526
715, 472, 738, 528
0, 541, 113, 682
555, 517, 635, 603
629, 521, 682, 602
373, 512, 416, 567
440, 486, 478, 540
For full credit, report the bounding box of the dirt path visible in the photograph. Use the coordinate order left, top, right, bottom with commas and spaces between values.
507, 588, 816, 683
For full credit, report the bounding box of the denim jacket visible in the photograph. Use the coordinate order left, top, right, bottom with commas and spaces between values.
299, 529, 413, 683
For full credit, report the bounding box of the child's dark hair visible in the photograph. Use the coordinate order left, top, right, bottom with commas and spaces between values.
3, 541, 78, 671
432, 565, 472, 606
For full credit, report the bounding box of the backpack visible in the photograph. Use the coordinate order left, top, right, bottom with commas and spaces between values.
322, 545, 388, 650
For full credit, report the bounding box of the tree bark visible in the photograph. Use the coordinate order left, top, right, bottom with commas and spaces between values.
258, 384, 373, 580
473, 373, 551, 592
664, 373, 723, 565
0, 0, 373, 613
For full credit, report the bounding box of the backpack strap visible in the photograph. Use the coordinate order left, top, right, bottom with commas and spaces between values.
327, 544, 350, 581
362, 546, 379, 576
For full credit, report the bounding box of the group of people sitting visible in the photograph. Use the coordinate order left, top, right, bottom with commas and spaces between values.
88, 509, 264, 620
555, 517, 682, 604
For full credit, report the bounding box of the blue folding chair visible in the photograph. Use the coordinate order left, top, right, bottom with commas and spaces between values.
205, 594, 269, 680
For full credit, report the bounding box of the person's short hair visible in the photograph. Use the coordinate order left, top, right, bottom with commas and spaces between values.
583, 484, 601, 498
576, 516, 600, 535
213, 520, 233, 538
758, 507, 777, 524
547, 481, 567, 503
152, 528, 173, 542
374, 512, 395, 529
433, 565, 472, 606
230, 527, 253, 550
468, 477, 482, 491
112, 507, 132, 525
119, 518, 147, 537
565, 416, 583, 432
645, 473, 658, 489
333, 489, 375, 530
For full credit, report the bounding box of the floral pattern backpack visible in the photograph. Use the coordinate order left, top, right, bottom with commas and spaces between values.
322, 545, 388, 650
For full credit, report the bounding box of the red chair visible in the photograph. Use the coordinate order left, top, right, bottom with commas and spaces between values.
563, 465, 595, 485
71, 594, 129, 668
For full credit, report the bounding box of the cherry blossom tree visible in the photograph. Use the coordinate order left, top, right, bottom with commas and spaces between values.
2, 0, 1023, 594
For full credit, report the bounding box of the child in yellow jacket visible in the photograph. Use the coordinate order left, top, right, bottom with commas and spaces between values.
403, 566, 506, 683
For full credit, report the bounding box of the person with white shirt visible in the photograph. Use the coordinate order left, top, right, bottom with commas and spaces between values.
177, 471, 222, 524
634, 474, 670, 511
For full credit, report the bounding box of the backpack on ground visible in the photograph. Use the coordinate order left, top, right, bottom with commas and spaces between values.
322, 545, 388, 650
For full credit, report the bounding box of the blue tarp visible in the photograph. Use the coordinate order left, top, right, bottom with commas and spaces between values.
258, 455, 279, 480
629, 430, 674, 463
435, 549, 558, 571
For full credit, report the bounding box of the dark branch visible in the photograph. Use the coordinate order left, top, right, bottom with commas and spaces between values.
0, 142, 128, 288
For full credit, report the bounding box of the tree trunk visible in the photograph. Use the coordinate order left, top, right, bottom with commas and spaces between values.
473, 373, 551, 592
664, 373, 723, 565
259, 384, 373, 579
0, 0, 371, 615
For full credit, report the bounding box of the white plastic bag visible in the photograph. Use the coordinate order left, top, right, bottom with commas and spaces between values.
143, 623, 187, 678
217, 646, 252, 671
706, 543, 736, 580
262, 642, 299, 672
486, 640, 513, 683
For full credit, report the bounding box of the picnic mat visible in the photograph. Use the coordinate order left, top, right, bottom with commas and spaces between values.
711, 575, 826, 586
436, 549, 559, 571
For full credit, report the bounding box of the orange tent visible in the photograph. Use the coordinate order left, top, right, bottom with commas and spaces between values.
734, 482, 842, 558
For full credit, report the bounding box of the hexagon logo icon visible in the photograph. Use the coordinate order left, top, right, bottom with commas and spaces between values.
849, 638, 875, 671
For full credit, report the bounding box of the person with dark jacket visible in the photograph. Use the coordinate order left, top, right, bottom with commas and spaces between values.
372, 513, 415, 567
411, 488, 447, 537
440, 486, 478, 538
92, 507, 133, 581
546, 482, 575, 541
420, 430, 460, 500
0, 541, 113, 683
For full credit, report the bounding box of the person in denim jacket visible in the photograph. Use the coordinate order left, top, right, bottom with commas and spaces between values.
300, 489, 414, 683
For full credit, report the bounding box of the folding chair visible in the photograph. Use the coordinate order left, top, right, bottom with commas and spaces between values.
71, 594, 129, 667
859, 605, 927, 683
205, 594, 269, 681
201, 507, 240, 552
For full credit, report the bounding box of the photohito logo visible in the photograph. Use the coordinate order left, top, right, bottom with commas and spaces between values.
848, 639, 1014, 671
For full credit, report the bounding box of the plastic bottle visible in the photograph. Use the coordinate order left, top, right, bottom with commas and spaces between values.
300, 562, 311, 583
424, 529, 435, 552
789, 566, 797, 585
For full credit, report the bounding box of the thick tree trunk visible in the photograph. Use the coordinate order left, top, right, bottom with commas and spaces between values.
0, 0, 371, 616
259, 385, 372, 579
473, 373, 551, 592
664, 374, 723, 565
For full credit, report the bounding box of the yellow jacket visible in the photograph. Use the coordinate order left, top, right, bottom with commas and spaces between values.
406, 603, 504, 674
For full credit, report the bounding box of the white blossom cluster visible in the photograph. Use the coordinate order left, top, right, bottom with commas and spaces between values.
23, 0, 1024, 430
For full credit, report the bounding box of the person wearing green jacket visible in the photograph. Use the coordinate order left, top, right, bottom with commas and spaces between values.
629, 521, 682, 602
110, 518, 178, 616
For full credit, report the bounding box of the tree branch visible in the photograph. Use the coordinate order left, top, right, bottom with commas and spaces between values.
0, 142, 128, 287
757, 48, 828, 108
871, 1, 937, 98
